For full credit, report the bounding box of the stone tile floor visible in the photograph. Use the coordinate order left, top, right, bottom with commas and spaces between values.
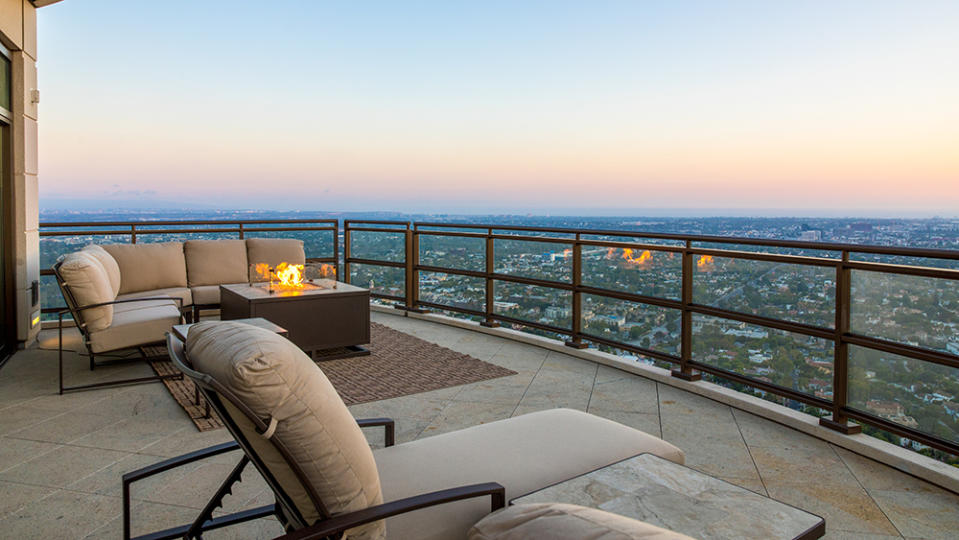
0, 311, 957, 539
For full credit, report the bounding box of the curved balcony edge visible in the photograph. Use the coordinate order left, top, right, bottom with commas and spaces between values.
370, 304, 959, 496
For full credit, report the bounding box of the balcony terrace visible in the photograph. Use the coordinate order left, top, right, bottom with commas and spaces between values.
1, 217, 957, 538
0, 310, 956, 538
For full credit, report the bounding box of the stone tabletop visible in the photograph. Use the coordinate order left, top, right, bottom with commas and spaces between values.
172, 317, 288, 342
512, 453, 824, 540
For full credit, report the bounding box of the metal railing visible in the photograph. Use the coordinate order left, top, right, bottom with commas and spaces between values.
341, 220, 959, 458
38, 217, 959, 458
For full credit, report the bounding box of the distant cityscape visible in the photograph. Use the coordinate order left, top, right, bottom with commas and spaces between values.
39, 208, 959, 465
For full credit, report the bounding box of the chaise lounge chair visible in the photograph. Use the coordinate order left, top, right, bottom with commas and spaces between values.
122, 321, 685, 539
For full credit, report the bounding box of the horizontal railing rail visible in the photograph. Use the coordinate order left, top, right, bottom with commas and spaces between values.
41, 217, 959, 459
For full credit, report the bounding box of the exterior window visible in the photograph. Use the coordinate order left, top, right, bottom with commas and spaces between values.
0, 53, 9, 114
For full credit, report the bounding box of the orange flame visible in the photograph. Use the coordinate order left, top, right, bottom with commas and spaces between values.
254, 262, 307, 288
274, 262, 305, 288
562, 248, 571, 258
697, 255, 714, 270
621, 248, 653, 266
254, 263, 271, 280
318, 263, 337, 278
606, 247, 616, 259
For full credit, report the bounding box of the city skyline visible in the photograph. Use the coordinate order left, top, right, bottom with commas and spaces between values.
37, 1, 959, 215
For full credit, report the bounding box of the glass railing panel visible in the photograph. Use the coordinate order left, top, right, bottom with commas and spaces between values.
418, 271, 484, 312
694, 241, 840, 260
349, 263, 404, 298
349, 230, 405, 263
582, 294, 681, 356
493, 281, 571, 330
692, 314, 833, 399
694, 256, 836, 328
40, 274, 65, 320
850, 270, 959, 354
418, 234, 485, 272
493, 238, 571, 283
848, 252, 959, 270
581, 246, 681, 300
40, 233, 131, 271
848, 345, 959, 444
580, 234, 684, 248
244, 229, 335, 261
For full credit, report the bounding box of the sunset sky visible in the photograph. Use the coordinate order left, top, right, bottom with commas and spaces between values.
37, 1, 959, 216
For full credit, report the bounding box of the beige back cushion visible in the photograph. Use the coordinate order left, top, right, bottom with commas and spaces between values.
185, 321, 384, 539
102, 242, 188, 294
468, 503, 695, 540
58, 252, 115, 332
245, 238, 305, 279
82, 244, 122, 298
184, 239, 249, 287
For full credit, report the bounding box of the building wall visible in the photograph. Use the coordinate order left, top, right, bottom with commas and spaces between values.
0, 0, 40, 344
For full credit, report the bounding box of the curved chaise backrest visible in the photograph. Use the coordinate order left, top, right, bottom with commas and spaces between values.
167, 322, 386, 540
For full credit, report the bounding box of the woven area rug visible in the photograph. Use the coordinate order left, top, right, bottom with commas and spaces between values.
149, 322, 517, 431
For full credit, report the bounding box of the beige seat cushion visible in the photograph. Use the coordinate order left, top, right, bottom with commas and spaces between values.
184, 240, 249, 287
82, 244, 122, 297
468, 503, 694, 540
58, 252, 115, 332
117, 287, 192, 308
190, 283, 245, 306
102, 242, 188, 295
185, 321, 384, 540
373, 408, 684, 540
245, 238, 305, 280
88, 301, 179, 353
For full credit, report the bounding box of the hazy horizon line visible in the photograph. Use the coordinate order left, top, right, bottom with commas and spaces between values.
38, 198, 959, 221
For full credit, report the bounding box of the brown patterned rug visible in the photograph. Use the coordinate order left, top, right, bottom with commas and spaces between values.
149, 322, 516, 431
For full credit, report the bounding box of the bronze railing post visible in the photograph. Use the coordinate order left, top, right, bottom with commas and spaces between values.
821, 251, 862, 433
481, 227, 499, 328
343, 223, 352, 285
400, 224, 425, 312
673, 240, 701, 381
130, 224, 137, 244
238, 223, 244, 240
333, 221, 340, 281
566, 235, 587, 349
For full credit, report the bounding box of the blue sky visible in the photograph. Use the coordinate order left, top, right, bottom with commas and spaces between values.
37, 1, 959, 216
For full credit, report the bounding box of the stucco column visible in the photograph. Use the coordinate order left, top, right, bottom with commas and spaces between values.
2, 0, 40, 344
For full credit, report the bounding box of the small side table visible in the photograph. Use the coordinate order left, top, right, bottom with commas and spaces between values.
511, 453, 824, 540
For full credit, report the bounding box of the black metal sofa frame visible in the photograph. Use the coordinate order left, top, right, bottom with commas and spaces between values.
53, 259, 188, 394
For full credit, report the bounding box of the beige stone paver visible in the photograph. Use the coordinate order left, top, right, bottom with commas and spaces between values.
0, 311, 955, 538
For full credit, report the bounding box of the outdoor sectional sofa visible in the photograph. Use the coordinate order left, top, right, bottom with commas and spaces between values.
53, 237, 306, 392
101, 238, 307, 320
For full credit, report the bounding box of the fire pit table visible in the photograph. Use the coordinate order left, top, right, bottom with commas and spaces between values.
219, 281, 371, 360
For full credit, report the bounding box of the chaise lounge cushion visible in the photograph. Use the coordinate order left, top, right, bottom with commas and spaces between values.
246, 238, 306, 280
88, 299, 180, 353
103, 242, 188, 295
373, 408, 684, 540
82, 244, 122, 297
185, 321, 385, 540
468, 503, 694, 540
58, 252, 116, 332
184, 239, 249, 287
